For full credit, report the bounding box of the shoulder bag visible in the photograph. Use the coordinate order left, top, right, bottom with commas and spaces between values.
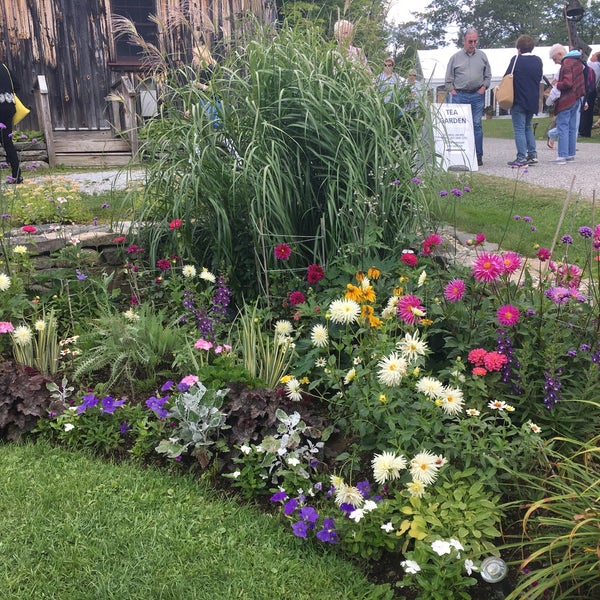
495, 56, 518, 111
3, 64, 30, 126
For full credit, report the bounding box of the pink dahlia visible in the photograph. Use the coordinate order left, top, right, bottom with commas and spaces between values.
483, 351, 508, 372
497, 304, 520, 327
422, 234, 443, 255
274, 243, 292, 260
401, 251, 418, 267
397, 294, 425, 325
444, 279, 466, 303
475, 233, 486, 245
307, 264, 325, 284
288, 290, 306, 306
501, 251, 521, 275
156, 258, 171, 271
471, 252, 504, 282
536, 247, 551, 261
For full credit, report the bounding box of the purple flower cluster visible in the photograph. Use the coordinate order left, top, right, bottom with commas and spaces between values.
75, 394, 125, 414
211, 277, 231, 320
543, 367, 562, 409
497, 330, 522, 395
145, 395, 169, 418
545, 286, 586, 304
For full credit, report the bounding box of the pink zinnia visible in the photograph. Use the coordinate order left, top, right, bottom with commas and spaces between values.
422, 234, 442, 255
536, 247, 551, 261
472, 367, 487, 377
483, 351, 508, 372
274, 243, 291, 260
397, 294, 425, 325
472, 252, 504, 282
401, 251, 418, 266
501, 251, 521, 275
444, 279, 466, 303
169, 219, 183, 230
307, 264, 325, 284
468, 348, 487, 366
0, 321, 15, 334
497, 304, 520, 327
194, 338, 213, 350
475, 233, 486, 245
22, 225, 37, 233
288, 290, 306, 306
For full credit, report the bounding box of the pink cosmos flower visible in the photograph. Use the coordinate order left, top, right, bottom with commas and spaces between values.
194, 338, 213, 350
501, 251, 521, 275
468, 348, 488, 367
288, 291, 306, 306
274, 243, 291, 260
397, 294, 425, 325
0, 321, 15, 334
444, 279, 466, 303
472, 252, 504, 282
422, 234, 443, 255
536, 248, 551, 261
497, 304, 520, 327
307, 264, 325, 284
483, 351, 508, 372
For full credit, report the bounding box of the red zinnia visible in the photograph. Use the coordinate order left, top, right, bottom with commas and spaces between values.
113, 236, 126, 244
497, 304, 520, 327
401, 250, 418, 266
274, 243, 291, 260
288, 291, 306, 306
22, 225, 37, 233
397, 294, 425, 325
169, 219, 183, 230
472, 252, 504, 282
307, 264, 325, 284
444, 279, 466, 303
156, 258, 171, 271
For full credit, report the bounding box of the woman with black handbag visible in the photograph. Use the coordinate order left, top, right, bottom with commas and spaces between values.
0, 62, 23, 184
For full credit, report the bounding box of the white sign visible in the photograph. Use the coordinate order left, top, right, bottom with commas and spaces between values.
430, 103, 478, 172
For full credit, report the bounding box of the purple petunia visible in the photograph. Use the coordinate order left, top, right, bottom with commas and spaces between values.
76, 393, 99, 414
291, 521, 308, 538
145, 395, 169, 418
101, 395, 126, 414
284, 498, 298, 515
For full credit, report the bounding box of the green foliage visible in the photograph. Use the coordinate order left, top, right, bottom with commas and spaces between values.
128, 25, 433, 300
501, 429, 600, 600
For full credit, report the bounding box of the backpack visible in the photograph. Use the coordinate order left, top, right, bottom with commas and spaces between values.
583, 63, 596, 96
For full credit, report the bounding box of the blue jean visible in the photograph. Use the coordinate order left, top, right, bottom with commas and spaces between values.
449, 91, 485, 159
556, 101, 580, 158
510, 104, 536, 161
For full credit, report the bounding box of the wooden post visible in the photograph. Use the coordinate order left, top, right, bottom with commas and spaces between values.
121, 75, 139, 158
33, 75, 56, 167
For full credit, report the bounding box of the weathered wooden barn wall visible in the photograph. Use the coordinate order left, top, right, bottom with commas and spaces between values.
0, 0, 276, 132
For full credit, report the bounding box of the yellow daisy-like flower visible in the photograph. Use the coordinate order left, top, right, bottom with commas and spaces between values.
355, 270, 365, 282
34, 320, 46, 332
299, 376, 310, 385
345, 283, 362, 302
13, 245, 28, 255
420, 318, 434, 326
377, 352, 408, 387
280, 374, 293, 384
367, 266, 381, 280
379, 394, 387, 404
393, 286, 404, 296
407, 479, 426, 497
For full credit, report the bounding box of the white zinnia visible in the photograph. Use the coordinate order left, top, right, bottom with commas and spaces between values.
34, 319, 46, 332
182, 264, 196, 278
0, 273, 11, 292
11, 325, 32, 345
310, 324, 329, 348
377, 352, 408, 387
372, 451, 407, 484
328, 298, 361, 325
274, 320, 293, 337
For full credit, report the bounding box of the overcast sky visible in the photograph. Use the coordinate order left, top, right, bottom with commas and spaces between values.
387, 0, 429, 25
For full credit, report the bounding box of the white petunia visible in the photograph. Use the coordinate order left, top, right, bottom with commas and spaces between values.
363, 500, 378, 512
401, 560, 421, 574
287, 457, 300, 467
240, 444, 252, 454
349, 508, 365, 523
464, 559, 478, 575
431, 539, 452, 556
63, 423, 75, 432
381, 522, 394, 533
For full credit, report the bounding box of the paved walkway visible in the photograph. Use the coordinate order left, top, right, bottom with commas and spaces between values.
479, 136, 600, 202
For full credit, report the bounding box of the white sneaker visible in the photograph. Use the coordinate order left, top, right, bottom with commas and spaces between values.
553, 157, 567, 165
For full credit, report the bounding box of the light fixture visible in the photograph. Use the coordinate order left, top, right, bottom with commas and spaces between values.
480, 556, 512, 599
565, 0, 585, 22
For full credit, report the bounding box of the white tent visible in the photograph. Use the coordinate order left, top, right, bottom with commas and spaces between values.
416, 45, 600, 111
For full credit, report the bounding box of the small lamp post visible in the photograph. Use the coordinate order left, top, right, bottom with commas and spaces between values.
480, 556, 513, 599
564, 0, 591, 56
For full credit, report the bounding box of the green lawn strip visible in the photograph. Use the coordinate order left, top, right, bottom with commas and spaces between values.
0, 441, 391, 600
431, 173, 596, 265
482, 115, 600, 143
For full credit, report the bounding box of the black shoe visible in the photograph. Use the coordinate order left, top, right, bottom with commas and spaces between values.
526, 156, 538, 165
477, 158, 483, 166
6, 177, 23, 184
